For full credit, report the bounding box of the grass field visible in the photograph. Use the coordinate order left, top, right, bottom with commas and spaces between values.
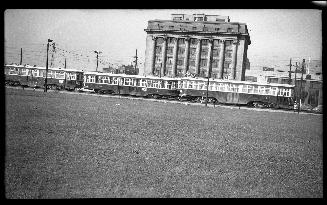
5, 87, 323, 198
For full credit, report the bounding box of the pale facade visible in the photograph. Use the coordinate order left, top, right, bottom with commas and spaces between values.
141, 14, 251, 81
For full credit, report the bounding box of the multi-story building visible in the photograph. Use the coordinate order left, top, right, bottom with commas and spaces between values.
141, 13, 251, 80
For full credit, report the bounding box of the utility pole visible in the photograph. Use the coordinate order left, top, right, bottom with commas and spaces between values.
44, 39, 53, 92
298, 59, 305, 113
294, 62, 298, 112
94, 50, 101, 72
133, 49, 138, 74
288, 58, 292, 85
64, 58, 67, 69
20, 48, 22, 65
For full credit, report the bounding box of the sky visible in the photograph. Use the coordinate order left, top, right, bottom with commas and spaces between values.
4, 9, 322, 71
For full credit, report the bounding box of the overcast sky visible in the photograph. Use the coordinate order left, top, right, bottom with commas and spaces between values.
4, 9, 322, 71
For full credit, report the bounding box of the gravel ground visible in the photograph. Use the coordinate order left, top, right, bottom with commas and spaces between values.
5, 87, 323, 198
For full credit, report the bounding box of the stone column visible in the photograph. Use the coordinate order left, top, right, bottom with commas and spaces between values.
172, 37, 179, 77
183, 37, 190, 75
218, 39, 225, 79
195, 39, 202, 75
230, 39, 238, 80
151, 35, 157, 75
161, 36, 168, 77
207, 38, 213, 78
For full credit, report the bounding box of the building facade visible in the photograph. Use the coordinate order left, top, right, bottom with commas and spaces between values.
141, 14, 251, 80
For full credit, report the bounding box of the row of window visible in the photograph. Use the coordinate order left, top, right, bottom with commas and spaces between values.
84, 75, 292, 97
156, 37, 233, 47
5, 67, 80, 80
155, 45, 232, 59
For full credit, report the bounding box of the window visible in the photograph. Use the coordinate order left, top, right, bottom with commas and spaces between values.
271, 87, 277, 96
68, 73, 77, 80
155, 56, 161, 63
179, 39, 185, 44
200, 59, 207, 67
156, 46, 162, 54
20, 68, 28, 76
177, 59, 184, 66
32, 69, 38, 77
113, 77, 118, 85
87, 75, 95, 83
253, 86, 258, 94
215, 28, 220, 31
178, 47, 185, 55
202, 39, 208, 46
173, 17, 182, 21
259, 86, 266, 94
212, 59, 218, 68
167, 47, 173, 55
140, 79, 147, 87
191, 38, 197, 45
193, 81, 199, 90
213, 49, 219, 56
248, 85, 254, 93
47, 70, 55, 78
241, 85, 248, 93
192, 26, 197, 30
168, 37, 174, 44
156, 38, 164, 44
195, 17, 203, 21
147, 80, 153, 88
190, 48, 196, 55
201, 48, 208, 56
9, 67, 19, 75
55, 71, 65, 79
203, 26, 208, 32
227, 28, 233, 33
189, 60, 195, 67
169, 25, 174, 29
167, 57, 173, 65
218, 83, 225, 91
187, 81, 194, 89
225, 50, 233, 58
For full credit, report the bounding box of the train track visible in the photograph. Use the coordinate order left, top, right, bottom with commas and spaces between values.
5, 86, 322, 115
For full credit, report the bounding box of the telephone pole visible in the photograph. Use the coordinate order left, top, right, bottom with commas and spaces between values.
44, 39, 53, 92
64, 58, 67, 69
287, 58, 292, 85
298, 59, 305, 112
20, 48, 22, 65
94, 51, 101, 72
133, 49, 138, 74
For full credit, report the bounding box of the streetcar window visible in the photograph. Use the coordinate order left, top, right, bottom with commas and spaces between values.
32, 69, 38, 77
68, 73, 77, 80
188, 81, 193, 89
165, 81, 172, 89
9, 67, 19, 75
90, 76, 95, 83
20, 68, 28, 76
265, 87, 271, 95
39, 70, 46, 77
193, 81, 199, 90
55, 71, 65, 79
259, 86, 265, 95
177, 81, 183, 89
271, 87, 277, 96
125, 78, 132, 86
218, 83, 224, 91
198, 82, 204, 90
140, 79, 147, 87
171, 81, 177, 89
253, 86, 258, 94
153, 80, 159, 88
209, 82, 215, 91
248, 85, 254, 93
146, 80, 153, 88
241, 85, 248, 93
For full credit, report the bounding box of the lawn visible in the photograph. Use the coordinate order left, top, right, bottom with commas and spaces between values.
5, 87, 323, 198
